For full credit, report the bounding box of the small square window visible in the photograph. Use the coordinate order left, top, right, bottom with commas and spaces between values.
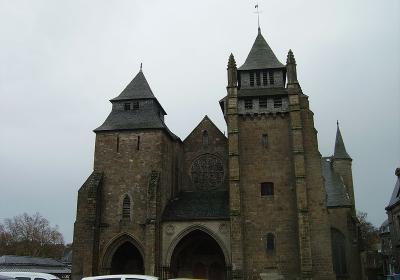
259, 97, 268, 108
273, 97, 282, 108
261, 182, 274, 196
132, 101, 139, 110
124, 103, 131, 110
244, 99, 253, 110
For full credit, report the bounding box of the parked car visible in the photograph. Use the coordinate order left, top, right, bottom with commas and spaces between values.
0, 272, 59, 280
82, 275, 158, 280
0, 275, 16, 280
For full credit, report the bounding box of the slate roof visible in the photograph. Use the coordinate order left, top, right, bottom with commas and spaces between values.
0, 256, 63, 267
386, 174, 400, 210
0, 256, 70, 274
321, 157, 352, 207
162, 191, 229, 221
110, 70, 156, 101
333, 124, 351, 160
238, 28, 285, 71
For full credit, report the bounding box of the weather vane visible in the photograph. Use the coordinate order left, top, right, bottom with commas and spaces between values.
254, 3, 261, 29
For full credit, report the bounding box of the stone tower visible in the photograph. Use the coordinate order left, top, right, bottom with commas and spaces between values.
221, 27, 336, 279
72, 69, 181, 279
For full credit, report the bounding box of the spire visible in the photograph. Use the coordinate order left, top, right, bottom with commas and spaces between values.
333, 122, 352, 160
110, 70, 156, 101
238, 30, 285, 71
286, 49, 298, 84
227, 53, 237, 87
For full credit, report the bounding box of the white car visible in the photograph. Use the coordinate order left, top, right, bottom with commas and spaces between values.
82, 275, 158, 280
0, 272, 59, 280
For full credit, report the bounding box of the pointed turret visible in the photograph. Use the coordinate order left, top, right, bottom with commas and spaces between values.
227, 53, 237, 88
333, 122, 352, 160
238, 28, 285, 71
286, 49, 298, 84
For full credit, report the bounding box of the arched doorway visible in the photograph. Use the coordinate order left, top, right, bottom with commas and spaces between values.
102, 235, 144, 275
169, 229, 226, 280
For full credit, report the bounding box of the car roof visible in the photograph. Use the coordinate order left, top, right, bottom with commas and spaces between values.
0, 272, 59, 279
82, 275, 157, 280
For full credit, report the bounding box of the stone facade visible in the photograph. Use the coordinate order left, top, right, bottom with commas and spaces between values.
385, 168, 400, 273
72, 28, 362, 280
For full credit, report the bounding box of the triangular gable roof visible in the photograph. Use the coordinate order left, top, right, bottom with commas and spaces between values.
183, 115, 226, 142
238, 28, 285, 71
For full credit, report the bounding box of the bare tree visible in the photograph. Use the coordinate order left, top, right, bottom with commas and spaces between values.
0, 212, 65, 258
357, 211, 379, 251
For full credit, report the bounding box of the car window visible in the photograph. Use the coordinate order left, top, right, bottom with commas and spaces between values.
34, 278, 47, 280
98, 278, 121, 280
126, 278, 151, 280
16, 277, 30, 280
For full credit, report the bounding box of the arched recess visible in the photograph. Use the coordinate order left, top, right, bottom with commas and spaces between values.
165, 225, 230, 280
331, 227, 347, 277
101, 233, 144, 275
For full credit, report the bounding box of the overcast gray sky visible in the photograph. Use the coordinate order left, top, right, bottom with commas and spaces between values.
0, 0, 399, 243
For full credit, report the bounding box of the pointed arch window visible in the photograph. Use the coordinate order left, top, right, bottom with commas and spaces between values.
122, 195, 131, 219
202, 130, 209, 147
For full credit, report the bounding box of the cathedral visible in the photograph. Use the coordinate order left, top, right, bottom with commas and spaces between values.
72, 27, 362, 280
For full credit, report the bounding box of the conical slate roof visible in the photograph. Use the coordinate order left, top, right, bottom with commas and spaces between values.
111, 70, 156, 101
238, 28, 285, 71
333, 123, 351, 160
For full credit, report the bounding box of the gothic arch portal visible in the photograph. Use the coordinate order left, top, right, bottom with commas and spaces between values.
165, 225, 230, 280
101, 233, 144, 275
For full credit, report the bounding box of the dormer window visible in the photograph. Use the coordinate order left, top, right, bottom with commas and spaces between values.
269, 72, 274, 85
124, 103, 131, 110
249, 72, 255, 87
132, 101, 139, 110
244, 99, 253, 110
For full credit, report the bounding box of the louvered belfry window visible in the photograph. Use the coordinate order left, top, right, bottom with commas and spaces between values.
122, 195, 131, 219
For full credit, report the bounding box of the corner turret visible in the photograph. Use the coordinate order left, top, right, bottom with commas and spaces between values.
333, 121, 352, 161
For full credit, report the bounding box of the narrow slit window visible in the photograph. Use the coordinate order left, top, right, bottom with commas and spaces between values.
202, 130, 209, 147
262, 134, 268, 148
273, 97, 282, 108
256, 72, 261, 86
124, 103, 131, 111
244, 99, 253, 110
269, 72, 274, 85
132, 101, 139, 110
263, 72, 268, 86
116, 135, 120, 152
249, 72, 255, 87
261, 182, 274, 196
266, 233, 275, 251
137, 135, 140, 150
122, 195, 131, 219
259, 97, 268, 108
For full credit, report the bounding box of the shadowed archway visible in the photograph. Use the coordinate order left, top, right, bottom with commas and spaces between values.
101, 234, 144, 275
169, 229, 226, 280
